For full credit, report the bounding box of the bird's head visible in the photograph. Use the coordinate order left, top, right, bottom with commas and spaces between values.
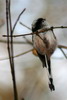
32, 18, 46, 32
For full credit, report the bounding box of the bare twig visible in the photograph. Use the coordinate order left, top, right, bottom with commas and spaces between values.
0, 49, 33, 61
6, 1, 17, 99
59, 48, 67, 59
51, 26, 67, 29
12, 8, 26, 34
0, 44, 67, 61
20, 22, 31, 30
6, 0, 11, 63
58, 45, 67, 59
0, 39, 31, 44
8, 0, 18, 100
5, 1, 26, 100
3, 26, 67, 37
0, 45, 67, 61
3, 32, 33, 37
23, 36, 32, 45
7, 1, 26, 100
58, 45, 67, 49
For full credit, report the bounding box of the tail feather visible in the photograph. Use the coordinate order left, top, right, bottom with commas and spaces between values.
37, 52, 47, 68
37, 52, 55, 91
46, 56, 55, 91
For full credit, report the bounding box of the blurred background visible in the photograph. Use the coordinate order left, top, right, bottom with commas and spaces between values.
0, 0, 67, 100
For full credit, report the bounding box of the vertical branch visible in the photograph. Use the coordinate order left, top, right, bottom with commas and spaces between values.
6, 0, 18, 100
6, 0, 11, 64
9, 0, 18, 100
6, 0, 26, 99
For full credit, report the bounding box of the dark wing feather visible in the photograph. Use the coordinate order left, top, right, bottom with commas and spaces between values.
37, 52, 47, 68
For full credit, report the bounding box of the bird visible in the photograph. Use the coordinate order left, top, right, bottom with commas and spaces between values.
32, 18, 57, 91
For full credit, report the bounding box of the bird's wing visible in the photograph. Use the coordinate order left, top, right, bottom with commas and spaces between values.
37, 51, 47, 68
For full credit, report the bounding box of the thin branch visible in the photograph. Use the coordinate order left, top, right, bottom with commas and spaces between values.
58, 45, 67, 49
0, 39, 31, 44
19, 22, 33, 45
7, 1, 26, 100
20, 22, 31, 30
3, 26, 67, 37
51, 26, 67, 29
59, 48, 67, 59
58, 45, 67, 59
9, 0, 12, 32
6, 1, 17, 99
19, 22, 67, 32
0, 44, 67, 61
6, 0, 11, 63
0, 45, 67, 61
0, 49, 33, 61
23, 36, 32, 45
6, 0, 18, 100
3, 32, 33, 37
9, 0, 18, 99
12, 8, 26, 34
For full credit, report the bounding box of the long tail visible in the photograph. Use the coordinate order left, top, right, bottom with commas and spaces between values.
37, 51, 55, 91
46, 56, 55, 91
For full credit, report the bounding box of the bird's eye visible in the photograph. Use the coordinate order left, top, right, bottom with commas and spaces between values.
42, 20, 44, 22
42, 19, 46, 22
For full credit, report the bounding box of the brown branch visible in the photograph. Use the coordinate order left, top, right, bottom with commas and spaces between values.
6, 0, 11, 63
6, 1, 18, 99
12, 8, 26, 34
58, 45, 67, 49
3, 32, 33, 37
0, 39, 31, 44
0, 49, 33, 61
51, 26, 67, 29
3, 26, 67, 37
9, 0, 18, 100
8, 1, 26, 100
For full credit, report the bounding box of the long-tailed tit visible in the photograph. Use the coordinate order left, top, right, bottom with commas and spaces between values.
32, 18, 57, 91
